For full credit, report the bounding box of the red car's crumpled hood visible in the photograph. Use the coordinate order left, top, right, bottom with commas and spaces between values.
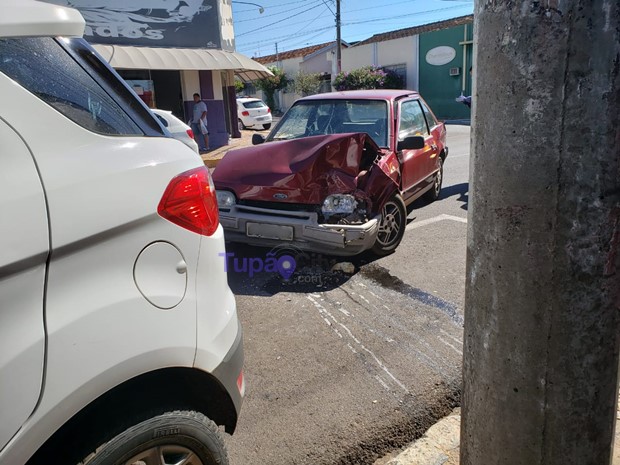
213, 133, 398, 213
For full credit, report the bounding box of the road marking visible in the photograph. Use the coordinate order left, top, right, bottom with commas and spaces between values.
440, 328, 463, 345
438, 337, 463, 356
306, 295, 409, 394
406, 214, 467, 231
375, 375, 391, 391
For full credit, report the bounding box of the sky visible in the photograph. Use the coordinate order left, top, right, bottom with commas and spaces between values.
232, 0, 474, 59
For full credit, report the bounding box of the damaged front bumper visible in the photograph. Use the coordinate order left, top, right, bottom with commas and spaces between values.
218, 203, 380, 256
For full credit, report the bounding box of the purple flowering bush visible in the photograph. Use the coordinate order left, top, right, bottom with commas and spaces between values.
333, 66, 404, 91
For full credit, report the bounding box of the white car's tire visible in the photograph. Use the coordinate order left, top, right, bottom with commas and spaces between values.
79, 411, 228, 465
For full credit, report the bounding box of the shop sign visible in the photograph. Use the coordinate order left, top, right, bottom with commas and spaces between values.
45, 0, 222, 48
425, 46, 457, 66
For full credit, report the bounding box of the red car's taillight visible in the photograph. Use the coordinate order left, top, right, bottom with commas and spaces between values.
241, 110, 250, 116
186, 128, 194, 139
158, 166, 219, 236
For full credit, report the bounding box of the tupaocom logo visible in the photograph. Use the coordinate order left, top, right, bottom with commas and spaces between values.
219, 251, 296, 279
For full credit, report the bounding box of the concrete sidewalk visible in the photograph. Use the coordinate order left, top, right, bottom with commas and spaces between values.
379, 394, 620, 465
201, 128, 260, 168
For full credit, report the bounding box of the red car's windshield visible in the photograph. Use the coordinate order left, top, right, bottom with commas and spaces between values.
268, 99, 389, 148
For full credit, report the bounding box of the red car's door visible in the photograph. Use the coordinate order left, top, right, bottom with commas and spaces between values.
419, 98, 444, 177
396, 98, 438, 193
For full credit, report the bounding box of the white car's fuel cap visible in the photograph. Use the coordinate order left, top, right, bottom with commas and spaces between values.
134, 242, 187, 309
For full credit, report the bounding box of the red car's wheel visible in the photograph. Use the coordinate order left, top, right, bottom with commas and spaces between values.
371, 194, 406, 256
424, 158, 444, 202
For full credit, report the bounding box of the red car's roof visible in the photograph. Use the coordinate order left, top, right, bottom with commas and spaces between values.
299, 89, 420, 102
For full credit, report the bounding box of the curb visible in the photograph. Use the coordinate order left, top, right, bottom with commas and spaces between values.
203, 156, 224, 169
201, 130, 261, 169
384, 409, 461, 465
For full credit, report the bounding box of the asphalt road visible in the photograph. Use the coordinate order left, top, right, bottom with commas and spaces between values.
223, 125, 471, 464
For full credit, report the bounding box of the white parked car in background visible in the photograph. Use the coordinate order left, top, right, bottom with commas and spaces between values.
0, 2, 243, 465
151, 108, 199, 153
237, 97, 272, 130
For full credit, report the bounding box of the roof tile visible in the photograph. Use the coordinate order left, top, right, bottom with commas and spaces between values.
253, 41, 337, 65
354, 15, 473, 47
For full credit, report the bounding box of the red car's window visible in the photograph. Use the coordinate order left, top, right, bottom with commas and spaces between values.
419, 99, 439, 128
398, 99, 429, 140
269, 99, 389, 148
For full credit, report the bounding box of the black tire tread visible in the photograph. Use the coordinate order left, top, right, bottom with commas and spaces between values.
424, 158, 444, 202
78, 410, 228, 465
370, 194, 407, 257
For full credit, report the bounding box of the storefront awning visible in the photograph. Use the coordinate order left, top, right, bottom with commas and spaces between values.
92, 44, 272, 82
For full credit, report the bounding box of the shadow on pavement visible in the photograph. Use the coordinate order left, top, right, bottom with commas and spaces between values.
407, 182, 469, 213
440, 182, 469, 210
223, 242, 384, 296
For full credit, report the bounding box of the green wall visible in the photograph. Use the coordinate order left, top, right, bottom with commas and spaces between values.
419, 23, 473, 121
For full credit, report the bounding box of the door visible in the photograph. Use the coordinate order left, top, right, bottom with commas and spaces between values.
151, 70, 185, 120
396, 99, 437, 192
0, 118, 48, 450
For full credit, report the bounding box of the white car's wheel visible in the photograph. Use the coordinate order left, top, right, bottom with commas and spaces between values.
79, 411, 228, 465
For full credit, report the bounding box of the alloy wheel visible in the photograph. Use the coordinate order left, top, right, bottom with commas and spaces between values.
376, 200, 403, 247
125, 445, 204, 465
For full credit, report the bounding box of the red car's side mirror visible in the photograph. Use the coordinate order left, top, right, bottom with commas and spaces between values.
397, 135, 425, 151
252, 134, 266, 145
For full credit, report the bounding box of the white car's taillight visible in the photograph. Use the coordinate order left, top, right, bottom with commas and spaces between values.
157, 166, 219, 236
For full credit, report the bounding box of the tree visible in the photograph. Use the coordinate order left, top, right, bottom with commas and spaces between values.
254, 66, 289, 111
333, 66, 404, 91
234, 78, 246, 95
292, 71, 323, 97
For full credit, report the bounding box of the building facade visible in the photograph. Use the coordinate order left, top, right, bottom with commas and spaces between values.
250, 41, 346, 113
45, 0, 271, 147
344, 15, 474, 121
250, 16, 474, 121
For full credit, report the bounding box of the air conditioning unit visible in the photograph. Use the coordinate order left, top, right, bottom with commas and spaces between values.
449, 67, 460, 76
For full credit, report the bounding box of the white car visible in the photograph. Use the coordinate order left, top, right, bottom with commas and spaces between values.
0, 2, 243, 465
237, 97, 272, 130
151, 108, 199, 153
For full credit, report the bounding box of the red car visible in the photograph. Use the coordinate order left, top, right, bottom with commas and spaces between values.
213, 90, 448, 256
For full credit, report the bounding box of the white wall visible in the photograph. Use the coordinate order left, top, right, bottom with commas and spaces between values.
212, 72, 224, 100
219, 0, 235, 52
180, 70, 200, 101
302, 51, 332, 74
342, 43, 373, 72
342, 35, 420, 91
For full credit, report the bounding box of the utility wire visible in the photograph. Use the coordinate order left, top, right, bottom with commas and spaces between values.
237, 25, 334, 52
341, 5, 470, 27
233, 0, 318, 13
236, 2, 327, 37
320, 0, 335, 16
235, 0, 323, 23
236, 3, 471, 56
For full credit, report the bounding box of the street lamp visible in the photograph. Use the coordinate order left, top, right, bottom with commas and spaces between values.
231, 1, 265, 14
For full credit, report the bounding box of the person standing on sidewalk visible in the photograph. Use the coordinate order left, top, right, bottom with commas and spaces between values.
191, 92, 209, 153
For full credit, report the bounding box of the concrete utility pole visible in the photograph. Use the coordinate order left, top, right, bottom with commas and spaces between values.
336, 0, 341, 73
462, 1, 620, 464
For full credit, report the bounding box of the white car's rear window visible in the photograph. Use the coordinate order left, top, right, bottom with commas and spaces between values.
0, 37, 163, 137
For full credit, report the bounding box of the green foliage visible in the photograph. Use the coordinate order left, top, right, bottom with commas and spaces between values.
292, 71, 323, 97
234, 78, 246, 95
255, 66, 289, 110
333, 66, 404, 91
